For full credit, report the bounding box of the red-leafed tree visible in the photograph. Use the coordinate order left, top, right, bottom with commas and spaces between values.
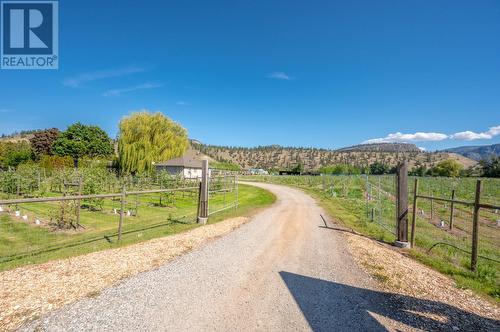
30, 128, 60, 157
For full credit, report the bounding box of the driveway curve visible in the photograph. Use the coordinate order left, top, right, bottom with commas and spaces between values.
23, 182, 433, 331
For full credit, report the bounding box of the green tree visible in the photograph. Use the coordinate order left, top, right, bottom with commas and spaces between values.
52, 123, 113, 168
291, 162, 304, 174
0, 141, 33, 168
118, 111, 189, 174
409, 165, 427, 176
480, 156, 500, 178
369, 161, 390, 175
30, 128, 60, 157
429, 159, 463, 177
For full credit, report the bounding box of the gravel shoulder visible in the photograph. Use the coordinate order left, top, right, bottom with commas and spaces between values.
13, 182, 500, 331
344, 229, 500, 330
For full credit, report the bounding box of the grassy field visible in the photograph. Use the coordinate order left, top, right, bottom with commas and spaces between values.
0, 184, 276, 271
241, 175, 500, 302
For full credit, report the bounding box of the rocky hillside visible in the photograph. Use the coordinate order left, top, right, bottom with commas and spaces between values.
442, 143, 500, 161
192, 142, 477, 171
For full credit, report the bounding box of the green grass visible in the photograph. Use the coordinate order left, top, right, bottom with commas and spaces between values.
0, 184, 275, 271
242, 175, 500, 303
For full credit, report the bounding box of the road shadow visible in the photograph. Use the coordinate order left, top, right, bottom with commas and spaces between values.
279, 271, 500, 332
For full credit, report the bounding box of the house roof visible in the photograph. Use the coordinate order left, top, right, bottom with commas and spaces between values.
155, 148, 204, 168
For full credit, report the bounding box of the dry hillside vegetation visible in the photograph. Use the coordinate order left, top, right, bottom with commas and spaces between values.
194, 143, 476, 171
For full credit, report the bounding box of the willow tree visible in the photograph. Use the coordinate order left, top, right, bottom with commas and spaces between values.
118, 111, 189, 174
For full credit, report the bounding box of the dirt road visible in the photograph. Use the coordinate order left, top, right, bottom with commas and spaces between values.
22, 182, 495, 331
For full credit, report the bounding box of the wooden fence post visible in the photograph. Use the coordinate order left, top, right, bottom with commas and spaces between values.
395, 162, 409, 248
410, 178, 418, 248
197, 160, 209, 224
449, 189, 455, 230
471, 180, 481, 272
118, 184, 125, 242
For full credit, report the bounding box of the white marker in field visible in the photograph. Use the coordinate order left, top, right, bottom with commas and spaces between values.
113, 208, 118, 215
15, 211, 21, 217
127, 210, 131, 217
0, 206, 4, 212
35, 219, 41, 225
22, 215, 28, 221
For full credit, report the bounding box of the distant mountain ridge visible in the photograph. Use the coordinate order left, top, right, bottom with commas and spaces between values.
336, 143, 421, 153
442, 144, 500, 161
193, 142, 476, 171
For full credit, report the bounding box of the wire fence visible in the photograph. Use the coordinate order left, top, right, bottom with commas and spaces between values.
409, 177, 500, 272
0, 171, 238, 271
241, 174, 500, 275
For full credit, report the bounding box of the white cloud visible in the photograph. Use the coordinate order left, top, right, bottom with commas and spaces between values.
176, 101, 190, 106
363, 124, 500, 145
450, 125, 500, 141
64, 66, 146, 87
268, 71, 292, 80
103, 83, 162, 97
487, 125, 500, 136
363, 132, 448, 144
450, 131, 490, 140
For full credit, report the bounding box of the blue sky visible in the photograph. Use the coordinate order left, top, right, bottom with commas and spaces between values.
1, 0, 499, 151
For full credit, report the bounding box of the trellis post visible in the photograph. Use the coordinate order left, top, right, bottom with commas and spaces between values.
76, 177, 82, 227
197, 160, 209, 224
410, 178, 418, 248
118, 184, 125, 242
430, 190, 434, 220
449, 189, 455, 230
471, 180, 481, 272
395, 161, 410, 248
235, 174, 239, 209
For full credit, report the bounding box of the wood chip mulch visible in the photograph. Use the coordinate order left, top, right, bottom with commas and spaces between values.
346, 233, 500, 331
0, 217, 250, 331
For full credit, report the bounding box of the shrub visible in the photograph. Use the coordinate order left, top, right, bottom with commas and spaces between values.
50, 200, 77, 229
428, 159, 463, 177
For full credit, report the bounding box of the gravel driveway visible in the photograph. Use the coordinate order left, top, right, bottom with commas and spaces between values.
22, 182, 491, 331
